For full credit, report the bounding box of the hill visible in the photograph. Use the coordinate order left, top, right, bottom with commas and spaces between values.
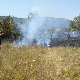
0, 16, 70, 28
44, 17, 70, 28
0, 16, 25, 23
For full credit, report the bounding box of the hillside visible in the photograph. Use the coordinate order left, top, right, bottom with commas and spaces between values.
0, 16, 25, 23
0, 16, 70, 27
44, 17, 70, 28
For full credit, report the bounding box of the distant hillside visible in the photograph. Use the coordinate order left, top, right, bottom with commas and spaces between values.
0, 16, 70, 28
0, 16, 25, 23
0, 16, 6, 22
13, 17, 25, 23
44, 17, 70, 29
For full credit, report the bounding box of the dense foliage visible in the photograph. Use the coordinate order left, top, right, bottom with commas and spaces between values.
0, 15, 21, 41
69, 15, 80, 31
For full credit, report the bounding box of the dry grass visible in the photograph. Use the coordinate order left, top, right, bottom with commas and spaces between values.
0, 42, 80, 80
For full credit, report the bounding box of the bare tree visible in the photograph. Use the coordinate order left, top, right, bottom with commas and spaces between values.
61, 26, 71, 39
47, 27, 55, 41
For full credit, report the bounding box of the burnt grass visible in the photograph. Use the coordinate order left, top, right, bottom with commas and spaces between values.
49, 37, 80, 47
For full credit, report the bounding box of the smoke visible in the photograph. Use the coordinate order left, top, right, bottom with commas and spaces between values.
12, 14, 71, 47
16, 15, 51, 47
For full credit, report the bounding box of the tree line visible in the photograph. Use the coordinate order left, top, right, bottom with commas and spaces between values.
52, 14, 80, 39
64, 14, 80, 38
0, 14, 80, 42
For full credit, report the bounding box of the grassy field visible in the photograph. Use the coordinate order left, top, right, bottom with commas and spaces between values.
0, 42, 80, 80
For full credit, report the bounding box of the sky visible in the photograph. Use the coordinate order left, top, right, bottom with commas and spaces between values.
0, 0, 80, 20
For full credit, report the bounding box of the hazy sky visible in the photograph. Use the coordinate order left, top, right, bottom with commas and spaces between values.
0, 0, 80, 20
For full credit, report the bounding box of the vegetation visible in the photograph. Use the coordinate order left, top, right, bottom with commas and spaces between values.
0, 14, 80, 80
60, 26, 72, 39
0, 16, 24, 24
69, 15, 80, 35
0, 42, 80, 80
47, 27, 55, 40
0, 15, 21, 41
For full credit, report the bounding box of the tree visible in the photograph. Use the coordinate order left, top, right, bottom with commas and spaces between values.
69, 14, 80, 36
0, 22, 3, 49
0, 22, 3, 35
13, 23, 21, 40
2, 15, 21, 41
28, 12, 35, 19
61, 26, 71, 39
47, 27, 55, 41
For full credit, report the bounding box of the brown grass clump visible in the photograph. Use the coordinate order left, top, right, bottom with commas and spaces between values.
0, 42, 80, 80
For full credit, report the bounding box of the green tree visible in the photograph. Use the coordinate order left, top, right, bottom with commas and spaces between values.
69, 14, 80, 36
28, 12, 35, 19
2, 15, 21, 41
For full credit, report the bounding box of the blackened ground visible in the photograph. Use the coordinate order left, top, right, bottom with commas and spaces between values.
49, 37, 80, 47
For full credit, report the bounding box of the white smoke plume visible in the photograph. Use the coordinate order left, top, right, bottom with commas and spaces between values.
16, 15, 51, 47
12, 14, 70, 47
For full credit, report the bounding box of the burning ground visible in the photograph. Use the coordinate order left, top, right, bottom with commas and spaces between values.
1, 15, 80, 80
50, 37, 80, 47
12, 14, 80, 48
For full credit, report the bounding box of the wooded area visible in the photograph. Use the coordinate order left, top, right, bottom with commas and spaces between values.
0, 15, 21, 41
0, 14, 80, 42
